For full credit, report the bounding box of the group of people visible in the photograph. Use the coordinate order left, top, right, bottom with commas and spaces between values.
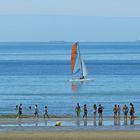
75, 103, 104, 120
16, 103, 135, 121
75, 103, 135, 120
16, 104, 49, 119
113, 103, 135, 120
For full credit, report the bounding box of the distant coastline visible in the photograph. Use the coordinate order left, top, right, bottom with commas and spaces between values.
0, 40, 140, 44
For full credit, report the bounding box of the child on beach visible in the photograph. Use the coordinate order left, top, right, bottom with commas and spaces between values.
75, 103, 81, 118
93, 104, 97, 119
16, 105, 18, 110
98, 104, 104, 120
29, 106, 31, 110
130, 103, 135, 120
122, 104, 129, 120
44, 106, 49, 118
33, 104, 39, 119
83, 104, 87, 119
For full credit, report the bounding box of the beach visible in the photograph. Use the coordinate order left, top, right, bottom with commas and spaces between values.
0, 131, 140, 140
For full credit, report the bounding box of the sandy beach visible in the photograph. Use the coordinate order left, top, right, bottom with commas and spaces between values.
0, 131, 140, 140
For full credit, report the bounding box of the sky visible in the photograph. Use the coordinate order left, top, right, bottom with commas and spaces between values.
0, 0, 140, 42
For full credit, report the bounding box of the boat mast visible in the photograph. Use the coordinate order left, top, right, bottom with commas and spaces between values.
77, 42, 83, 77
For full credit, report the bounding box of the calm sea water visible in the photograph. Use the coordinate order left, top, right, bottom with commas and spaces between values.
0, 42, 140, 117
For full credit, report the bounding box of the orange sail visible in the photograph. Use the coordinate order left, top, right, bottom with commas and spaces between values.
71, 43, 77, 73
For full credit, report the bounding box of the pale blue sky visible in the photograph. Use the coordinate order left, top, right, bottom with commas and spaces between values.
0, 0, 140, 17
0, 0, 140, 41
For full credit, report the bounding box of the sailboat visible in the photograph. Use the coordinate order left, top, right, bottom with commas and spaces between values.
69, 42, 93, 82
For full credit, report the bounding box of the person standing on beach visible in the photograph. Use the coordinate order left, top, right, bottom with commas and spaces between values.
113, 104, 118, 119
130, 103, 135, 120
83, 104, 88, 119
15, 105, 18, 115
93, 104, 97, 119
17, 104, 22, 119
75, 103, 81, 117
44, 106, 49, 119
117, 105, 121, 119
33, 104, 39, 119
98, 104, 104, 120
122, 104, 128, 120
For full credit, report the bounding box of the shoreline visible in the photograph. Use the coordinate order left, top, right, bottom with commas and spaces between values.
0, 114, 140, 119
0, 114, 73, 119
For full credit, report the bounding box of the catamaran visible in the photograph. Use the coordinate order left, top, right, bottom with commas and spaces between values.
70, 42, 93, 82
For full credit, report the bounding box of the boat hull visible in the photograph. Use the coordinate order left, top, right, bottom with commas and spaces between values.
69, 78, 94, 82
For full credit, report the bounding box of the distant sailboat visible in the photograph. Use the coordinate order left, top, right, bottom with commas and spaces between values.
70, 42, 93, 82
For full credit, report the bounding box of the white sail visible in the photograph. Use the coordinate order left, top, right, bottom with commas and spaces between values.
73, 54, 81, 74
81, 58, 88, 77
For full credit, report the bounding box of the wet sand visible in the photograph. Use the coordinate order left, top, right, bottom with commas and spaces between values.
0, 117, 137, 127
0, 117, 140, 139
0, 117, 140, 132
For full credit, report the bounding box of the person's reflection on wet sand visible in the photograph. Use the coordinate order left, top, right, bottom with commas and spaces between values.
17, 118, 22, 126
114, 118, 117, 126
44, 120, 48, 126
93, 117, 97, 126
124, 118, 128, 127
35, 120, 39, 127
98, 119, 102, 126
117, 118, 120, 126
130, 119, 135, 126
84, 118, 87, 126
76, 118, 80, 126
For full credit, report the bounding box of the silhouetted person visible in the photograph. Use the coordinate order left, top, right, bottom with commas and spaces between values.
98, 104, 104, 120
93, 104, 97, 119
44, 106, 49, 118
75, 103, 81, 118
113, 104, 118, 120
17, 104, 22, 119
16, 105, 18, 110
29, 106, 31, 110
130, 103, 135, 120
83, 104, 87, 119
122, 104, 128, 120
117, 105, 121, 119
33, 104, 39, 119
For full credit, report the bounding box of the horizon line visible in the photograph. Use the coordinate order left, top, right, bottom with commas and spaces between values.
0, 40, 139, 43
0, 14, 140, 18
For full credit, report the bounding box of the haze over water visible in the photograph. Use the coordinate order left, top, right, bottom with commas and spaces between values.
0, 42, 140, 117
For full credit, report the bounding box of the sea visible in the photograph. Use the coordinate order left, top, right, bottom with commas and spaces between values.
0, 42, 140, 117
